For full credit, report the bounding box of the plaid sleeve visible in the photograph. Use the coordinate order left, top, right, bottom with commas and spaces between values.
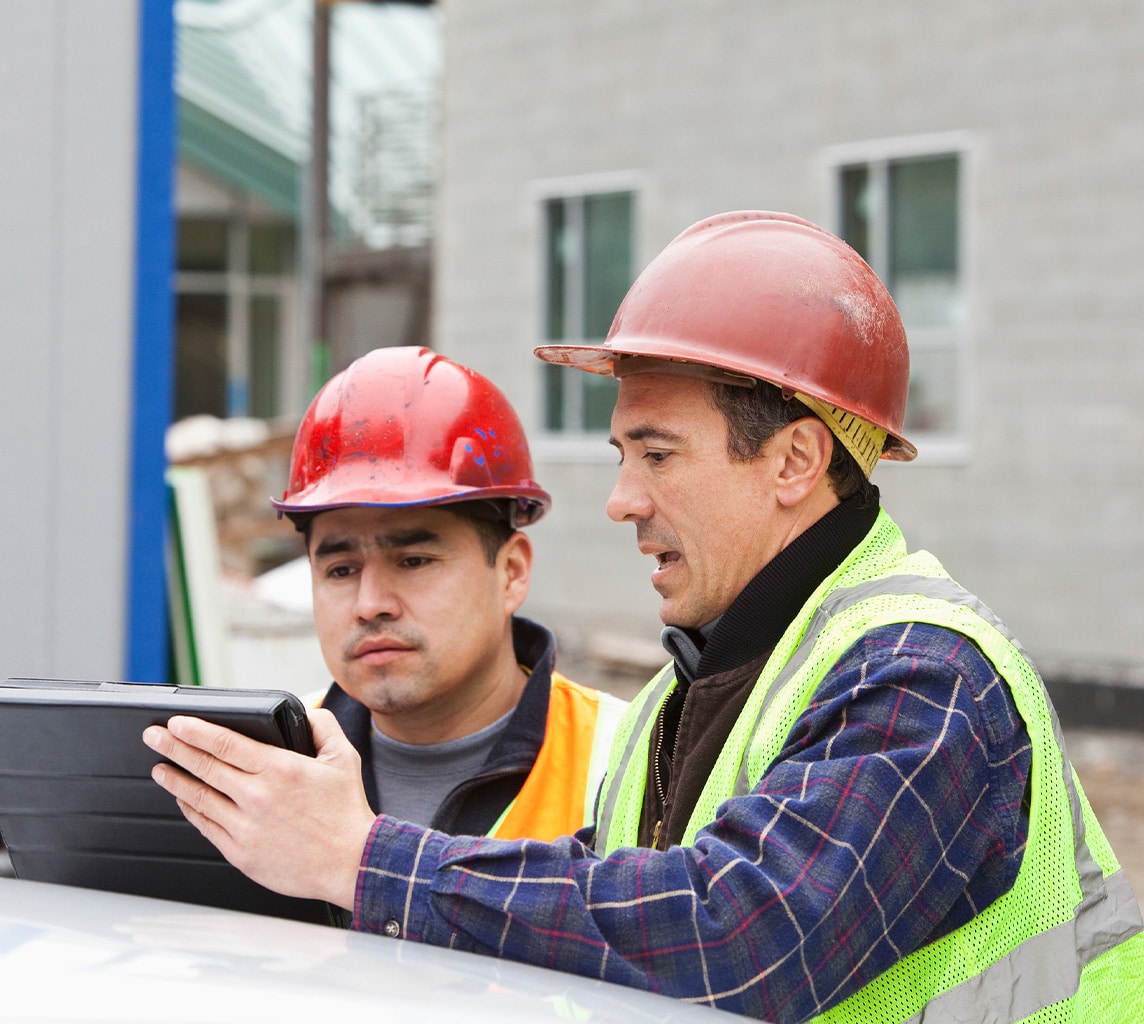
354, 622, 1030, 1023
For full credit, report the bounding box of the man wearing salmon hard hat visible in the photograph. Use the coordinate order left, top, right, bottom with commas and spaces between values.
146, 215, 1144, 1022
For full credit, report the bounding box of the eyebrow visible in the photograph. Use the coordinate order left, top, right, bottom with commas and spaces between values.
608, 424, 688, 448
312, 528, 441, 559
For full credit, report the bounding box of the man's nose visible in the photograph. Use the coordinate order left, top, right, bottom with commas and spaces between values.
606, 465, 653, 523
354, 563, 401, 621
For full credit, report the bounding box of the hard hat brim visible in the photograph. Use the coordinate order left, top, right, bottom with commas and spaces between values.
533, 342, 617, 374
534, 341, 918, 462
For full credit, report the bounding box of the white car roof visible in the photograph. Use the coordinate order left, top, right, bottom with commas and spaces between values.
0, 875, 743, 1023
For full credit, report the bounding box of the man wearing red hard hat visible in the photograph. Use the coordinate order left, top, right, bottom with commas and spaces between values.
147, 214, 1143, 1022
267, 346, 626, 840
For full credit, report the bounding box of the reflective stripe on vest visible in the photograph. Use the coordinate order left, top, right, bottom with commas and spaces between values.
596, 663, 675, 852
594, 510, 1144, 1021
490, 674, 628, 842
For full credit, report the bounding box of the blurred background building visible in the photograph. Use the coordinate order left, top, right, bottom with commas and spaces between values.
174, 0, 439, 427
1, 1, 1142, 717
429, 0, 1144, 704
169, 0, 440, 582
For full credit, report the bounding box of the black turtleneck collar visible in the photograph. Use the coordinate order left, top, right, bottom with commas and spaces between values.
678, 491, 880, 681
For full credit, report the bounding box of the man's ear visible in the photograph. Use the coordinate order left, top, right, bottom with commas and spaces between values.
499, 530, 533, 615
773, 417, 834, 507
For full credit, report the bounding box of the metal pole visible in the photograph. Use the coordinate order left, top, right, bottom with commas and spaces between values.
304, 1, 331, 387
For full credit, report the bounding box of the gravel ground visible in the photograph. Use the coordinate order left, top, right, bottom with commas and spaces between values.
1064, 728, 1144, 909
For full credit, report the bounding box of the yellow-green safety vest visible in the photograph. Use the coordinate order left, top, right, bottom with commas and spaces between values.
596, 509, 1144, 1022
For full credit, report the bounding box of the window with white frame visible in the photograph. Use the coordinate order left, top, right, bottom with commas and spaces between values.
540, 190, 634, 433
174, 218, 297, 422
831, 143, 968, 448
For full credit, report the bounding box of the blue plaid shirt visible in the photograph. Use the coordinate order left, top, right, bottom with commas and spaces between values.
354, 622, 1031, 1023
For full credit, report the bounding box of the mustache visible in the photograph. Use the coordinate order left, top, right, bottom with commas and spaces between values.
342, 623, 423, 660
635, 523, 680, 551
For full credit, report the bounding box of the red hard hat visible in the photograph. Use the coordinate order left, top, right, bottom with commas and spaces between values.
535, 211, 916, 463
273, 347, 551, 525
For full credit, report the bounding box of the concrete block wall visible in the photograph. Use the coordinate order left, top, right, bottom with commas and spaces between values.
0, 3, 143, 680
435, 0, 1144, 677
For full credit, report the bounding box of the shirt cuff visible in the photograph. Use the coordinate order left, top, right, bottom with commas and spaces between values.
353, 815, 451, 941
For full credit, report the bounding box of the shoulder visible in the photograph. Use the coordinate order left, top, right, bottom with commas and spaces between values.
800, 621, 1027, 764
549, 674, 631, 725
841, 621, 1016, 711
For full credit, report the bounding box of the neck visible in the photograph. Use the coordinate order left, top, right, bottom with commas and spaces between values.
695, 491, 880, 678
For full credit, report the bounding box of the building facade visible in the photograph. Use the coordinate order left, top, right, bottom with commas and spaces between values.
433, 0, 1144, 683
0, 1, 173, 681
174, 0, 440, 424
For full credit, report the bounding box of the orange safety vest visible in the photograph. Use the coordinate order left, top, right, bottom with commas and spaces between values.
489, 673, 627, 841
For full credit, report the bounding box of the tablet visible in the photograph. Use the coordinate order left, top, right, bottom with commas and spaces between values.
0, 677, 342, 925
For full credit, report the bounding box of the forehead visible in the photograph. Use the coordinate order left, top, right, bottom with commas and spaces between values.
611, 373, 727, 443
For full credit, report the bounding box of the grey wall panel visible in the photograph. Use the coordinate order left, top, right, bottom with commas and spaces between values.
0, 1, 139, 679
436, 0, 1144, 681
0, 2, 56, 675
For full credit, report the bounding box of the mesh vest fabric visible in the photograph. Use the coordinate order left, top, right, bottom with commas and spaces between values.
596, 510, 1144, 1022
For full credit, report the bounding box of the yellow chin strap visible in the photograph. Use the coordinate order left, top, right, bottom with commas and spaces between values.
794, 393, 886, 479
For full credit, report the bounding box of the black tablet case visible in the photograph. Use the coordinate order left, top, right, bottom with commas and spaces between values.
0, 678, 342, 925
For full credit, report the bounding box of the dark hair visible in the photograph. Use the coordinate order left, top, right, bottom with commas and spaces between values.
294, 500, 515, 567
447, 501, 517, 566
706, 381, 879, 505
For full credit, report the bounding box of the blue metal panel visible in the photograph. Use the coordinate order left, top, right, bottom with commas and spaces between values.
126, 0, 177, 682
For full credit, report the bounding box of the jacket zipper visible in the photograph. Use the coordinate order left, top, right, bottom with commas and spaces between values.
651, 699, 669, 850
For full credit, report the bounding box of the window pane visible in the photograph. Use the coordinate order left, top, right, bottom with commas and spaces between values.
839, 166, 871, 263
889, 156, 960, 327
540, 190, 634, 433
177, 219, 227, 273
543, 364, 565, 431
582, 373, 619, 432
249, 296, 280, 419
248, 223, 295, 275
544, 200, 567, 341
582, 192, 632, 338
175, 293, 227, 420
904, 344, 958, 434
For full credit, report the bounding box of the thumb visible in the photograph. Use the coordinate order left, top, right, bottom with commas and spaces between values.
307, 707, 358, 764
